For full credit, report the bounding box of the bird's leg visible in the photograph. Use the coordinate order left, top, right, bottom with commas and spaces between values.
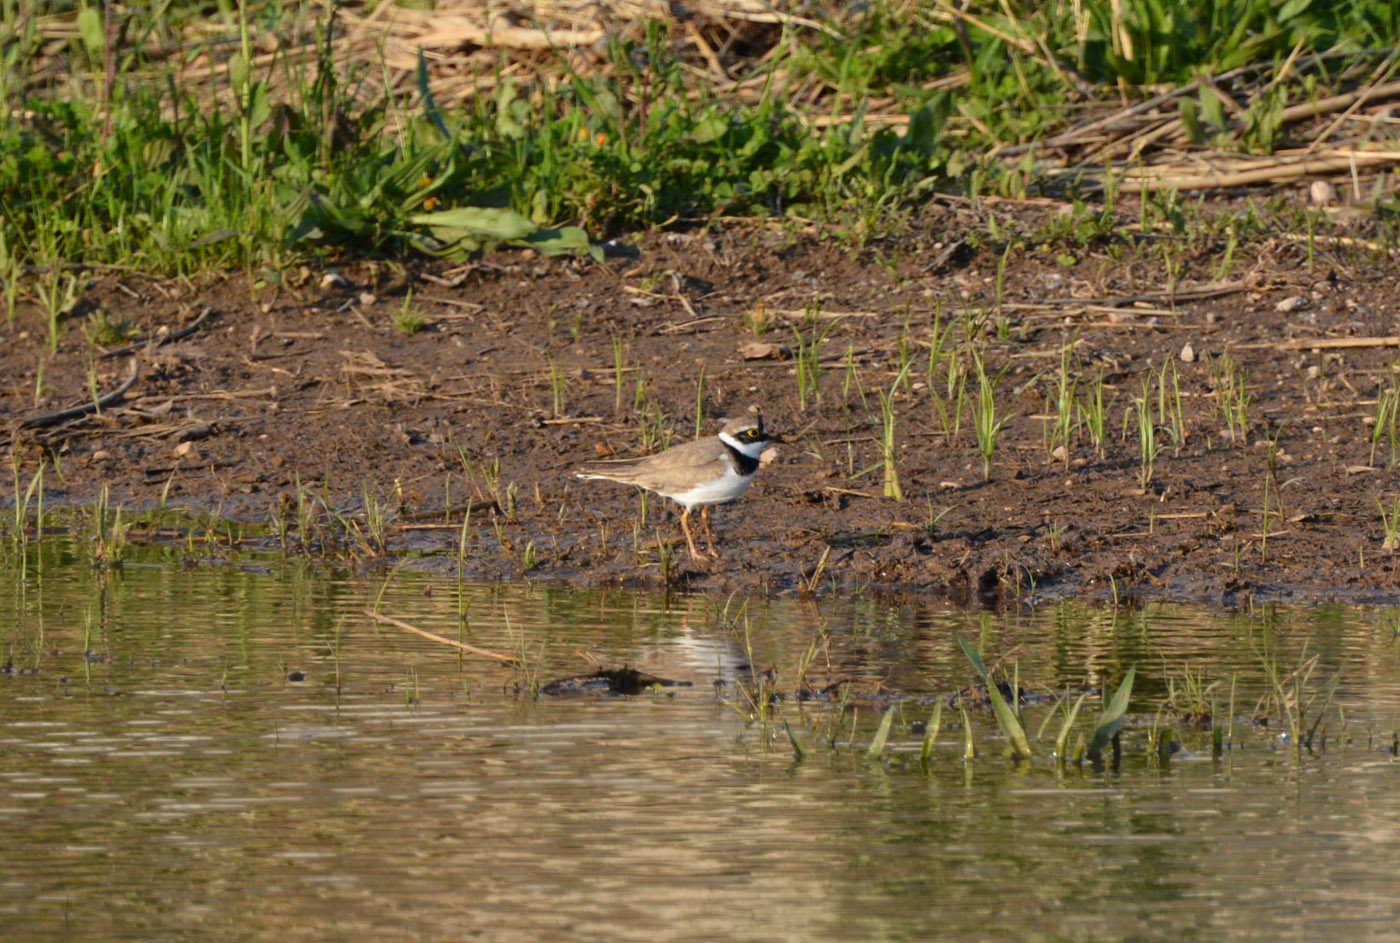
679, 507, 703, 561
700, 505, 719, 558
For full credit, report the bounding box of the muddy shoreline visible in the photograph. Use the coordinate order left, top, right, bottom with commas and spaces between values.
5, 204, 1400, 605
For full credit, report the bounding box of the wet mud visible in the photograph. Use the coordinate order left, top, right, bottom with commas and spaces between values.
5, 199, 1400, 605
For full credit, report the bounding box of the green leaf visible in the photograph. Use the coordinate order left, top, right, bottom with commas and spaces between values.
248, 82, 270, 129
902, 101, 941, 156
1055, 691, 1090, 760
416, 49, 452, 142
866, 704, 897, 761
956, 633, 989, 680
526, 225, 597, 259
985, 678, 1031, 759
76, 7, 104, 58
409, 207, 538, 241
956, 633, 1030, 759
959, 698, 975, 760
1198, 87, 1227, 136
229, 53, 250, 97
1087, 665, 1136, 762
1179, 98, 1204, 146
783, 720, 805, 761
1155, 725, 1175, 764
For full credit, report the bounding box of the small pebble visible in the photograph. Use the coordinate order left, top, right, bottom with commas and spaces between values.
1309, 180, 1338, 206
1180, 342, 1196, 363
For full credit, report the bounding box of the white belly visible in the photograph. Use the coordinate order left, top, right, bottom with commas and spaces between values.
660, 467, 754, 509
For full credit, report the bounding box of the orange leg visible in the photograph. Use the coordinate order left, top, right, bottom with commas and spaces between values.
699, 505, 719, 558
679, 508, 703, 561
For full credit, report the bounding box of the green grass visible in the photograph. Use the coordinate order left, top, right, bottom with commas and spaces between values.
970, 348, 1013, 482
1132, 378, 1159, 490
1, 0, 1397, 297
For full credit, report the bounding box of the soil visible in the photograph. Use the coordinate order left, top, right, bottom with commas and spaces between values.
5, 197, 1400, 605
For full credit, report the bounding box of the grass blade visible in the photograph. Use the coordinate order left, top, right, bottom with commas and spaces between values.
958, 699, 975, 760
783, 720, 806, 761
1055, 691, 1090, 760
920, 700, 943, 764
956, 633, 989, 679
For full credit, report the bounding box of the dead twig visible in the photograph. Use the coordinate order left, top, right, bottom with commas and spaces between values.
364, 609, 518, 665
101, 306, 216, 358
19, 358, 140, 429
1236, 336, 1400, 352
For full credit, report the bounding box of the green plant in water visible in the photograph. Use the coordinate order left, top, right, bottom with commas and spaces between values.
505, 609, 545, 700
920, 700, 943, 765
783, 720, 806, 761
866, 704, 897, 761
1087, 666, 1136, 764
91, 483, 129, 567
1053, 691, 1090, 763
9, 456, 46, 548
956, 633, 1031, 760
958, 698, 976, 761
1259, 640, 1341, 756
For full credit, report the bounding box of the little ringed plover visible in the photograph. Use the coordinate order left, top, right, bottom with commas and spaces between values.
576, 414, 780, 561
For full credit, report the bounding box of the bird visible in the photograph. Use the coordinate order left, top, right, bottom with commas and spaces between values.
575, 413, 780, 561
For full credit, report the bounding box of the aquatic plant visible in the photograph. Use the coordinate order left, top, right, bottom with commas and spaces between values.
957, 633, 1031, 760
1087, 666, 1136, 764
920, 700, 943, 765
866, 704, 897, 761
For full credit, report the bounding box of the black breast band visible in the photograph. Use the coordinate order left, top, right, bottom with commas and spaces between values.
724, 442, 760, 475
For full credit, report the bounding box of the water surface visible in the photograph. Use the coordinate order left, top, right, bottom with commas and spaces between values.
3, 542, 1400, 941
